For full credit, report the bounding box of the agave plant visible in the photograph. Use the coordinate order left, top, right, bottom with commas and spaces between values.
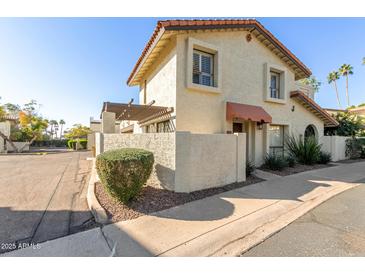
285, 135, 321, 165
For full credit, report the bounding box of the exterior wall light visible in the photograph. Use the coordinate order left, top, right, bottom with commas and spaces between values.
257, 122, 264, 130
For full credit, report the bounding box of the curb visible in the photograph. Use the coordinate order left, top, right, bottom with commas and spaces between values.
86, 158, 110, 225
213, 182, 360, 256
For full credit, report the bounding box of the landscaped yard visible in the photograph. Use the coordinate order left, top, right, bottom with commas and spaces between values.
95, 175, 263, 222
259, 163, 335, 176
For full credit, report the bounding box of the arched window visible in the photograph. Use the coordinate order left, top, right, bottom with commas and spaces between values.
304, 125, 317, 140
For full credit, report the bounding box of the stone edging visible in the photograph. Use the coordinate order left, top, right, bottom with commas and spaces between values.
86, 158, 109, 224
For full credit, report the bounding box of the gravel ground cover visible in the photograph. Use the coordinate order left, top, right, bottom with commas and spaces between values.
259, 163, 335, 176
95, 175, 263, 223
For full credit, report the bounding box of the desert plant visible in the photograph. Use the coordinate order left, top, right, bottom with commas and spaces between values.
263, 154, 287, 171
246, 161, 255, 177
318, 151, 332, 164
285, 155, 296, 167
285, 135, 321, 165
96, 148, 154, 204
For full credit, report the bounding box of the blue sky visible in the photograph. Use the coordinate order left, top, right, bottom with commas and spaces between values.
0, 18, 364, 129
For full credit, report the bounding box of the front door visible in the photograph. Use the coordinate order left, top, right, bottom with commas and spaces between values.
233, 122, 243, 133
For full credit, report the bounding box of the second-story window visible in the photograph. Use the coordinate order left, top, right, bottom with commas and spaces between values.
193, 50, 214, 87
270, 71, 281, 99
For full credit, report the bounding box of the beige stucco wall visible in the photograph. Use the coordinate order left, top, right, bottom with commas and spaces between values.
96, 132, 246, 193
174, 30, 324, 165
175, 31, 323, 134
321, 136, 351, 161
138, 38, 177, 131
175, 132, 246, 192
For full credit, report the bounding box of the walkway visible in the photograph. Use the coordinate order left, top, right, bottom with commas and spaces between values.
3, 161, 365, 256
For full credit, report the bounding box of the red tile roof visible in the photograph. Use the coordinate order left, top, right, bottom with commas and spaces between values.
127, 19, 312, 85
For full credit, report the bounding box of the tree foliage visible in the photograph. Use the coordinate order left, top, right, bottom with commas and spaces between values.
325, 112, 364, 137
64, 124, 91, 139
299, 76, 321, 93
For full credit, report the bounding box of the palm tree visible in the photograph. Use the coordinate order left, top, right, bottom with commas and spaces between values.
59, 119, 65, 139
327, 71, 342, 108
339, 64, 354, 107
49, 120, 58, 139
362, 57, 365, 65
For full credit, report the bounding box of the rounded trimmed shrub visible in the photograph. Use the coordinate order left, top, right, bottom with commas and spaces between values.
96, 148, 154, 204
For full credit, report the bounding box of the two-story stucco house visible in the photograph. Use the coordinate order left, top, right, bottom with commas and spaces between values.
97, 19, 339, 192
115, 19, 337, 166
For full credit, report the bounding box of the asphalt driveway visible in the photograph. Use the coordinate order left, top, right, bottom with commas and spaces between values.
242, 180, 365, 256
0, 151, 96, 253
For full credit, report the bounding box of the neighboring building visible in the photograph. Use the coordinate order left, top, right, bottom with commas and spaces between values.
324, 106, 365, 117
349, 106, 365, 116
89, 117, 121, 134
109, 19, 336, 166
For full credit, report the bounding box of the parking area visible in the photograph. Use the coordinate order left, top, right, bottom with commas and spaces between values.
0, 151, 96, 253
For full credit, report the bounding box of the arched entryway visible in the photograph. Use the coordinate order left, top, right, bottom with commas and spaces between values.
304, 124, 318, 141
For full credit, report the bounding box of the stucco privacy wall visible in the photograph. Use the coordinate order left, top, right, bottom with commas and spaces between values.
97, 132, 246, 193
102, 133, 176, 190
175, 132, 246, 192
321, 136, 350, 161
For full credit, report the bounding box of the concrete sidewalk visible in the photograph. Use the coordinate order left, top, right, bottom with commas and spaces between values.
4, 161, 365, 257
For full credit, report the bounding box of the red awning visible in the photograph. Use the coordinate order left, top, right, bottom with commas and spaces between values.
226, 102, 272, 123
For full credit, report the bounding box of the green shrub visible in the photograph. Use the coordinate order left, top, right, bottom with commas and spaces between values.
318, 151, 332, 164
96, 148, 154, 204
79, 139, 87, 149
361, 148, 365, 159
32, 139, 69, 147
67, 139, 87, 150
285, 155, 296, 167
67, 139, 76, 149
345, 138, 365, 159
263, 154, 287, 171
246, 161, 255, 177
285, 135, 321, 165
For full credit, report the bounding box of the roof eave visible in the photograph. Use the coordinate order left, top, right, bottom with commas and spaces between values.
126, 19, 312, 87
290, 91, 339, 127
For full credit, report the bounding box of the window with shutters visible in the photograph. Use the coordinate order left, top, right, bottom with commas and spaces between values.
192, 50, 214, 87
186, 37, 221, 94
